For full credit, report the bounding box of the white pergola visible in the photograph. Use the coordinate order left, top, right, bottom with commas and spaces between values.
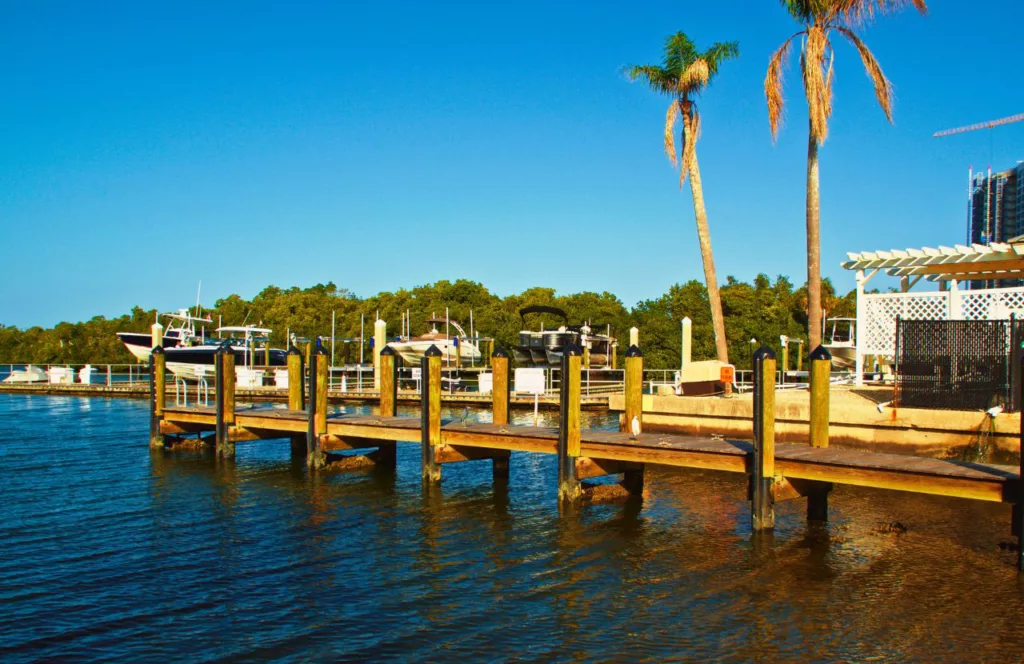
841, 239, 1024, 385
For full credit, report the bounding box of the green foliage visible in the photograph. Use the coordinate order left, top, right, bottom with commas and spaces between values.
0, 277, 855, 370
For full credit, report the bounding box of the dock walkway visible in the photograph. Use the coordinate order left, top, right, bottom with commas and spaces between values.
148, 343, 1024, 570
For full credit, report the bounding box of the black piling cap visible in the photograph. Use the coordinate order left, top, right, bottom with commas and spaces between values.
752, 345, 776, 362
214, 344, 228, 356
491, 346, 509, 358
287, 345, 301, 356
562, 342, 583, 357
625, 344, 643, 358
151, 346, 164, 356
424, 344, 443, 357
380, 346, 396, 357
808, 345, 832, 361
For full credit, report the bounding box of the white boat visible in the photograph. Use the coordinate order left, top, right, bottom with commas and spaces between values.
164, 326, 287, 382
2, 365, 46, 384
387, 318, 481, 365
116, 309, 213, 363
823, 317, 857, 370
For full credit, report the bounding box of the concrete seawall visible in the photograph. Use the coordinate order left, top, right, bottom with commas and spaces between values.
609, 387, 1020, 457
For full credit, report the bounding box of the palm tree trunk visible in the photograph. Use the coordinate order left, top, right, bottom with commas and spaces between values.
684, 122, 729, 366
806, 122, 822, 350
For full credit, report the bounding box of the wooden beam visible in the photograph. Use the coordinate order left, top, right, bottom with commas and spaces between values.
576, 456, 643, 480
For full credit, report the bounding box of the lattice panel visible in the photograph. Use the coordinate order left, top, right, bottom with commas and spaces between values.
960, 288, 1024, 320
861, 293, 949, 355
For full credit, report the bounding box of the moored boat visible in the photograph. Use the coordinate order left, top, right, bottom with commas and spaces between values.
116, 309, 212, 363
387, 318, 481, 365
164, 326, 286, 382
1, 365, 47, 384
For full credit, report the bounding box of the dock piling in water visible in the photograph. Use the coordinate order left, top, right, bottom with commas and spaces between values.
751, 346, 776, 531
621, 344, 645, 496
287, 346, 305, 456
558, 343, 583, 503
421, 345, 442, 483
214, 346, 236, 459
491, 347, 511, 481
149, 347, 165, 448
807, 345, 834, 522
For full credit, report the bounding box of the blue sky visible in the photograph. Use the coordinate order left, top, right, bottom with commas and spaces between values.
2, 1, 1023, 328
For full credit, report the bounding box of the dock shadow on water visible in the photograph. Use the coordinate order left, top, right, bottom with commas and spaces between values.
3, 393, 1024, 661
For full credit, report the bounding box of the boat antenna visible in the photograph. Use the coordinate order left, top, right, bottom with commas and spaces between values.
194, 281, 202, 318
241, 309, 252, 326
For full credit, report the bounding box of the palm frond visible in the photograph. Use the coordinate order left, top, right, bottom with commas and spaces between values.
664, 100, 681, 167
830, 0, 928, 26
836, 26, 893, 121
663, 32, 698, 76
800, 26, 832, 144
623, 64, 677, 95
680, 59, 710, 90
703, 41, 740, 79
765, 34, 799, 140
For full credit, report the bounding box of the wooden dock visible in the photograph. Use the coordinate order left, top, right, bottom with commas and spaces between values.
149, 343, 1024, 569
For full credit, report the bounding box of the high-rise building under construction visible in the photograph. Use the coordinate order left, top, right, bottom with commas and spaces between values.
968, 162, 1024, 287
969, 163, 1024, 245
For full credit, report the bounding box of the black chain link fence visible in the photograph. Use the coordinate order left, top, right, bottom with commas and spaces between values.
895, 318, 1023, 412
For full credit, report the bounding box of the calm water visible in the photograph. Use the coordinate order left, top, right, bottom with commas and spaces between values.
3, 393, 1024, 661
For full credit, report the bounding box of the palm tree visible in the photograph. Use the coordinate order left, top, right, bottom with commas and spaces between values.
626, 32, 738, 366
765, 0, 927, 348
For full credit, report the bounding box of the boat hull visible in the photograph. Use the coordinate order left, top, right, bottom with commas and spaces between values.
388, 339, 482, 365
165, 346, 287, 381
117, 332, 184, 363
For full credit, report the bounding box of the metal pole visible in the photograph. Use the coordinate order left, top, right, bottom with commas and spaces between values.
331, 310, 336, 368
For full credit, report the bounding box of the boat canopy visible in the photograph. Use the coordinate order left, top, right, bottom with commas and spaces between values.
519, 305, 567, 322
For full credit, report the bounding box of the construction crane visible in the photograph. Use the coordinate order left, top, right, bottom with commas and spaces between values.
933, 112, 1024, 137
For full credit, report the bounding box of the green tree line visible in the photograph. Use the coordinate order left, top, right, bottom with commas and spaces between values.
0, 276, 854, 370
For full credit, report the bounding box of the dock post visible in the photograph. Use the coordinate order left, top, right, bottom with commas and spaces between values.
312, 341, 328, 468
558, 343, 583, 503
808, 345, 833, 521
376, 346, 398, 468
214, 346, 233, 457
622, 344, 645, 495
374, 319, 386, 390
287, 346, 305, 456
491, 347, 511, 482
421, 345, 442, 483
221, 349, 236, 459
149, 347, 166, 448
751, 346, 776, 531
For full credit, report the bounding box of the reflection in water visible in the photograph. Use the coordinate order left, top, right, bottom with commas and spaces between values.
2, 393, 1024, 660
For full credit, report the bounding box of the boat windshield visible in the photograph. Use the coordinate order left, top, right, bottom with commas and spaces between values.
829, 321, 853, 343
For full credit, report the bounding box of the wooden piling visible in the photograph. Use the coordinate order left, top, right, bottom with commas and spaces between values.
558, 343, 583, 503
305, 346, 326, 468
751, 346, 776, 531
622, 344, 645, 495
287, 346, 304, 411
286, 346, 305, 457
149, 347, 166, 448
379, 346, 397, 418
781, 341, 789, 385
215, 346, 235, 458
807, 345, 833, 521
421, 345, 442, 483
491, 347, 511, 481
313, 343, 328, 468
